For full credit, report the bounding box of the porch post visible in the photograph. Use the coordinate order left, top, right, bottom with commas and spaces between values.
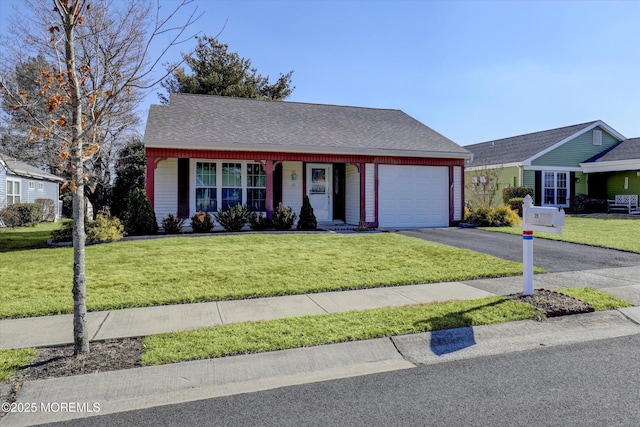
259, 160, 279, 220
358, 163, 366, 226
145, 155, 166, 208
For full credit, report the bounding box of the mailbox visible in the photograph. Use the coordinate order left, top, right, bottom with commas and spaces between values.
523, 206, 565, 228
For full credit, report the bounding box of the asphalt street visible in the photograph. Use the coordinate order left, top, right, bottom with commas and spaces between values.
401, 228, 640, 273
44, 333, 640, 427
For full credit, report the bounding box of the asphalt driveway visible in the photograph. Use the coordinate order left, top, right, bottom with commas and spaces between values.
401, 228, 640, 273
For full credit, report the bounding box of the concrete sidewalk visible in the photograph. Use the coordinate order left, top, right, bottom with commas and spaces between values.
2, 266, 640, 349
2, 266, 640, 426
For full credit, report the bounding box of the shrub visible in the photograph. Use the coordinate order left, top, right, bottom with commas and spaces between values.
272, 203, 296, 231
493, 205, 520, 226
507, 198, 524, 217
215, 204, 250, 232
0, 207, 21, 227
297, 195, 317, 230
464, 205, 519, 227
125, 188, 158, 235
50, 220, 73, 242
35, 198, 56, 222
86, 210, 125, 243
464, 206, 494, 226
248, 212, 272, 230
1, 203, 43, 227
572, 194, 608, 213
502, 186, 534, 204
162, 214, 185, 234
190, 211, 214, 233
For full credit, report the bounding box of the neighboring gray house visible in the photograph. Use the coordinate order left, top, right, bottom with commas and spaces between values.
0, 153, 64, 220
143, 94, 472, 228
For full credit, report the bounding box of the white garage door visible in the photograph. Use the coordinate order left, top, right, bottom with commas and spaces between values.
378, 165, 449, 228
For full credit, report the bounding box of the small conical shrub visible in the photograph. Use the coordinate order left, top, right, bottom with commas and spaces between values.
125, 188, 158, 235
297, 195, 317, 230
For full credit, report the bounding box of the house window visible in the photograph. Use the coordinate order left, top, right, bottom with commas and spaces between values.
6, 179, 20, 205
195, 162, 217, 212
593, 129, 602, 146
543, 172, 568, 206
221, 163, 242, 210
246, 163, 266, 211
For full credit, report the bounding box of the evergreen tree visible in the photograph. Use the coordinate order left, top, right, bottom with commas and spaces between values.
160, 36, 294, 103
297, 195, 317, 230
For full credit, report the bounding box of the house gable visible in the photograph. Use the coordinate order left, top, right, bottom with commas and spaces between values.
529, 123, 624, 167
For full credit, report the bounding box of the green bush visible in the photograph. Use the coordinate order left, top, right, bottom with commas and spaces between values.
190, 211, 214, 233
493, 205, 521, 226
125, 188, 158, 235
464, 205, 519, 227
215, 204, 250, 232
1, 203, 43, 227
0, 207, 21, 227
572, 194, 608, 213
297, 195, 317, 230
272, 203, 296, 231
50, 220, 73, 242
35, 198, 56, 222
248, 212, 272, 230
502, 186, 534, 204
507, 198, 524, 217
162, 214, 185, 234
86, 210, 125, 243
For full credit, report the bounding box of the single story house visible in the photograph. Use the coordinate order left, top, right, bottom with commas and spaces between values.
580, 137, 640, 200
0, 153, 63, 219
464, 120, 639, 208
143, 94, 472, 229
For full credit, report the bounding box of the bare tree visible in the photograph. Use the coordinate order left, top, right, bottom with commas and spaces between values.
0, 0, 199, 354
465, 166, 504, 209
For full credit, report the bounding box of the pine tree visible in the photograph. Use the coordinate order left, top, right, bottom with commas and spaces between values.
297, 195, 317, 230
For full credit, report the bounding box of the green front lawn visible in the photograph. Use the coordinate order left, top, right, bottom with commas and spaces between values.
481, 216, 640, 253
0, 233, 532, 319
0, 222, 63, 252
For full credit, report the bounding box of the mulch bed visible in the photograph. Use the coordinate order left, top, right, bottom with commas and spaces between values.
507, 288, 595, 318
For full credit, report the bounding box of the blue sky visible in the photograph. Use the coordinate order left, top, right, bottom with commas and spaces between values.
1, 0, 638, 146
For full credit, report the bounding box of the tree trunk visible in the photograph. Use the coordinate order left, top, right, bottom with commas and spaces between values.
63, 0, 89, 355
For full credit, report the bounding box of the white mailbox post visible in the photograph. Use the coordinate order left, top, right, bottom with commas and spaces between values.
522, 195, 565, 295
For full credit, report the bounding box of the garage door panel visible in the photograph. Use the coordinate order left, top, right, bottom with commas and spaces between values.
379, 165, 448, 228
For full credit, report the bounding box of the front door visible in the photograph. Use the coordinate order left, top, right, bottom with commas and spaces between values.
306, 163, 332, 221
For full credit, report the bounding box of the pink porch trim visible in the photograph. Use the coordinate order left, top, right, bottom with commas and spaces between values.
145, 155, 167, 207
145, 148, 464, 167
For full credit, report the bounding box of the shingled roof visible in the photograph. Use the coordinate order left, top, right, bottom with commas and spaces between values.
0, 153, 63, 182
143, 94, 470, 159
588, 137, 640, 162
465, 121, 601, 167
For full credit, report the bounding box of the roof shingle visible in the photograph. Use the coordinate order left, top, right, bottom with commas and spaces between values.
143, 94, 470, 158
465, 121, 599, 167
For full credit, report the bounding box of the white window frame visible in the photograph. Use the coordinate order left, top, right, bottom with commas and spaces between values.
6, 179, 21, 205
192, 160, 266, 215
542, 171, 569, 207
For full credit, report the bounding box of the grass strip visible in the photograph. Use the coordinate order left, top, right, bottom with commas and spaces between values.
557, 287, 632, 311
480, 216, 640, 253
0, 348, 36, 381
1, 233, 534, 319
142, 296, 538, 365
